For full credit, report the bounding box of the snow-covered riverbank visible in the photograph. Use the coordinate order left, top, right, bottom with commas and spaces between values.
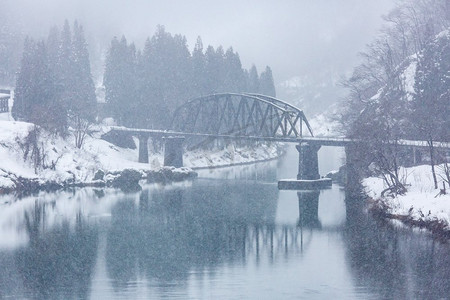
0, 120, 281, 193
364, 164, 450, 237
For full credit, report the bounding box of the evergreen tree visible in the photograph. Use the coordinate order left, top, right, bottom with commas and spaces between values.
70, 21, 96, 121
248, 65, 260, 93
46, 26, 60, 74
104, 36, 137, 126
139, 26, 192, 128
223, 47, 246, 93
57, 20, 74, 113
13, 21, 97, 137
259, 66, 276, 97
140, 31, 170, 128
102, 27, 277, 129
13, 39, 63, 131
0, 11, 23, 86
12, 37, 36, 121
204, 45, 225, 93
192, 36, 206, 97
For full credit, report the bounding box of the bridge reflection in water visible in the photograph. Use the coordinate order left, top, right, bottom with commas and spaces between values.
104, 183, 324, 286
9, 183, 325, 294
2, 179, 449, 299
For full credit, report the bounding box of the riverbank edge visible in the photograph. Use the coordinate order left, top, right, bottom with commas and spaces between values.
367, 197, 450, 241
0, 148, 284, 196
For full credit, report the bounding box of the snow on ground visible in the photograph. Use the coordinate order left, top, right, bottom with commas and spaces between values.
0, 119, 281, 190
363, 164, 450, 230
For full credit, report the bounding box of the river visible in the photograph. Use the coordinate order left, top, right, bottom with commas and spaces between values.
0, 147, 449, 299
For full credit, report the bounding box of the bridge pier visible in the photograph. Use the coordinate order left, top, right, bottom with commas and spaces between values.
164, 136, 184, 168
296, 143, 321, 180
138, 133, 150, 163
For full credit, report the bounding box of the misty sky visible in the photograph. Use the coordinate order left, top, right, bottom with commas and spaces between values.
5, 0, 395, 83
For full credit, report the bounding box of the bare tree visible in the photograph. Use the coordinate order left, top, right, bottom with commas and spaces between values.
71, 115, 93, 149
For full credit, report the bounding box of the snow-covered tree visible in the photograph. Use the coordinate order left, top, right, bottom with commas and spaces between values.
341, 0, 450, 190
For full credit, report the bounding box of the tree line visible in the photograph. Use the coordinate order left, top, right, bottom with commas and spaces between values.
342, 0, 450, 191
11, 23, 276, 137
104, 25, 276, 128
12, 20, 97, 142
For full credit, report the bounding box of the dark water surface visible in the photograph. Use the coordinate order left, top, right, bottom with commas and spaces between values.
0, 150, 449, 299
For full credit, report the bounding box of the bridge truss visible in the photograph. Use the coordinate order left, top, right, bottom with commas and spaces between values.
171, 93, 314, 139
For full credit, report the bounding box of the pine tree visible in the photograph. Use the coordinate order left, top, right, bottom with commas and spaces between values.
104, 36, 137, 126
13, 39, 63, 131
223, 47, 246, 93
46, 26, 60, 74
139, 33, 170, 128
0, 11, 23, 85
204, 45, 225, 93
57, 20, 74, 113
12, 37, 36, 121
139, 26, 192, 128
70, 21, 96, 121
192, 36, 206, 97
248, 65, 260, 93
259, 66, 276, 97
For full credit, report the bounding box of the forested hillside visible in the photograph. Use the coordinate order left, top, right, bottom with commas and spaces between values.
9, 23, 276, 132
341, 0, 450, 190
103, 26, 276, 128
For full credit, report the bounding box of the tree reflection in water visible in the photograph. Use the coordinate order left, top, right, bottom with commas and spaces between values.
14, 201, 98, 300
105, 181, 282, 289
344, 196, 450, 299
105, 182, 328, 293
0, 178, 449, 299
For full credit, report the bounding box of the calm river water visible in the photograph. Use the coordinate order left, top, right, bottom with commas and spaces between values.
0, 148, 449, 299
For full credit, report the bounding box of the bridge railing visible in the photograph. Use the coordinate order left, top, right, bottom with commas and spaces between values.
0, 89, 10, 113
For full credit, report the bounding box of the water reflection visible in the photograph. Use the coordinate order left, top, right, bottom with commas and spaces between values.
106, 181, 279, 289
298, 191, 321, 229
0, 162, 449, 299
10, 201, 98, 299
344, 197, 450, 299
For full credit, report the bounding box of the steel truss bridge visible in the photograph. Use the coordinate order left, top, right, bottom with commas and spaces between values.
111, 93, 449, 179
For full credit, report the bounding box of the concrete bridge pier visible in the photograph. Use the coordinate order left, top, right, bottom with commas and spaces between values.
296, 143, 321, 180
138, 133, 150, 163
164, 136, 185, 168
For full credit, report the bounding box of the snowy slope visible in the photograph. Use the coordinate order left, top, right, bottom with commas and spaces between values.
0, 120, 281, 191
364, 164, 450, 232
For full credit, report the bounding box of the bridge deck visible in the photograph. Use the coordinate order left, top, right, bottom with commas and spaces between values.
110, 126, 450, 149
